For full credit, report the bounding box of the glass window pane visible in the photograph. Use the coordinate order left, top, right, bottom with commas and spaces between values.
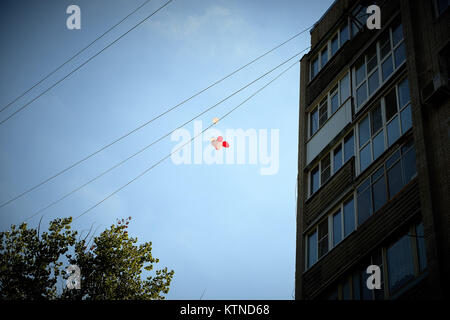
356, 82, 368, 108
398, 78, 411, 107
368, 70, 380, 96
321, 47, 328, 66
373, 130, 385, 160
385, 89, 398, 121
340, 23, 349, 46
359, 116, 370, 147
334, 145, 343, 172
321, 154, 331, 184
340, 73, 350, 102
402, 146, 417, 183
387, 116, 400, 147
401, 104, 412, 133
416, 223, 427, 272
360, 143, 372, 172
367, 45, 378, 72
372, 165, 385, 181
380, 32, 391, 60
382, 55, 394, 81
319, 238, 328, 257
308, 231, 318, 268
312, 57, 319, 78
333, 211, 342, 246
394, 42, 406, 67
319, 99, 328, 127
372, 175, 387, 212
386, 149, 401, 169
388, 161, 403, 198
357, 181, 372, 225
387, 234, 415, 293
392, 23, 403, 47
356, 58, 366, 86
344, 198, 355, 237
331, 91, 339, 114
318, 220, 329, 258
311, 166, 320, 194
344, 132, 354, 162
310, 109, 319, 136
331, 35, 339, 55
371, 103, 383, 134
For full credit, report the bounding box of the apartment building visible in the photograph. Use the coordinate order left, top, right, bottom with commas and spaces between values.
295, 0, 449, 299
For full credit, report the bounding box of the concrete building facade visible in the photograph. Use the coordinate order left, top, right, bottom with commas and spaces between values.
295, 0, 449, 299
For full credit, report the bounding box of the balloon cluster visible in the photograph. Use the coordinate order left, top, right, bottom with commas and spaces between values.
210, 136, 230, 150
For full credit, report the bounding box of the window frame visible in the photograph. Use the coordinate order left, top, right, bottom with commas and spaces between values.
308, 129, 355, 198
355, 76, 412, 175
308, 71, 352, 140
352, 22, 406, 111
355, 140, 417, 227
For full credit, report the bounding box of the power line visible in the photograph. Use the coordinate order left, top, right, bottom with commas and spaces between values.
0, 0, 153, 114
0, 0, 174, 127
0, 25, 312, 209
23, 48, 308, 221
74, 59, 300, 221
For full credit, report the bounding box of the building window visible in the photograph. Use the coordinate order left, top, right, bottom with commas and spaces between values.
353, 21, 406, 110
321, 154, 331, 184
331, 34, 339, 56
310, 108, 319, 136
311, 56, 319, 79
307, 230, 318, 268
310, 165, 320, 195
387, 234, 415, 294
344, 131, 355, 162
309, 130, 354, 197
340, 22, 349, 46
321, 47, 329, 66
351, 4, 368, 37
306, 219, 328, 269
357, 78, 412, 174
333, 145, 343, 172
308, 72, 351, 138
333, 210, 343, 246
310, 21, 353, 81
318, 98, 328, 127
343, 197, 356, 237
330, 85, 339, 114
356, 140, 417, 226
322, 222, 428, 299
357, 178, 372, 225
340, 72, 350, 102
318, 220, 329, 258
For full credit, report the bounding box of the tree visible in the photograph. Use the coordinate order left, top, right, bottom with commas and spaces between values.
0, 217, 174, 300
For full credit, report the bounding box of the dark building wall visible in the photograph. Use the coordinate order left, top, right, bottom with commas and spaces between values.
296, 0, 450, 300
401, 0, 450, 298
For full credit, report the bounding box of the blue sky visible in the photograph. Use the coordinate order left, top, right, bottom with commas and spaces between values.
0, 0, 333, 299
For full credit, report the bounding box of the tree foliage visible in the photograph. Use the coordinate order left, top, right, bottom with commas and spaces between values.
0, 217, 173, 300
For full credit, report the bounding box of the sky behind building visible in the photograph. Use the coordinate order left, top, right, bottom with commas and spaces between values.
0, 0, 333, 299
